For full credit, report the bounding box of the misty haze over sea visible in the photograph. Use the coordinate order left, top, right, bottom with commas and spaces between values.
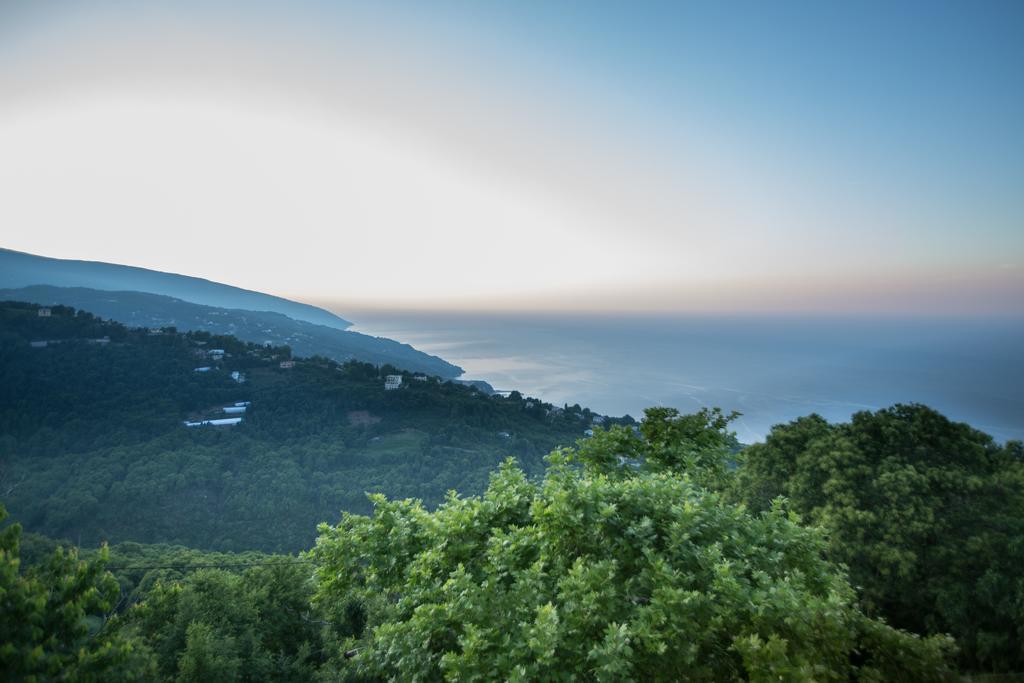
347, 311, 1024, 444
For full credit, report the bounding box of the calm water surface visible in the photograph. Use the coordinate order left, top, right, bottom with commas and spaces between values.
345, 311, 1024, 444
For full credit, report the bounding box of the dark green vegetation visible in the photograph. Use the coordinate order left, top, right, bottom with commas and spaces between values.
0, 300, 618, 552
2, 299, 1022, 680
734, 405, 1024, 672
0, 246, 351, 329
312, 411, 955, 681
5, 512, 319, 682
1, 504, 154, 681
0, 285, 460, 377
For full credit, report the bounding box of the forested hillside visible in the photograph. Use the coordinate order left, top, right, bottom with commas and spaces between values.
0, 300, 624, 552
0, 285, 461, 378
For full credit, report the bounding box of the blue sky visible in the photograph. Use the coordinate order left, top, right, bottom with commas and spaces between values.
0, 0, 1021, 314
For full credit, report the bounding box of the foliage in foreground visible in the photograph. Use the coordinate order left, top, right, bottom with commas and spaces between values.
734, 404, 1024, 672
118, 562, 321, 682
312, 409, 956, 681
0, 504, 153, 681
4, 397, 1020, 679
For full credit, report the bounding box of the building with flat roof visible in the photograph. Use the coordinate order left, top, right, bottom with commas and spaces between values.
184, 417, 242, 427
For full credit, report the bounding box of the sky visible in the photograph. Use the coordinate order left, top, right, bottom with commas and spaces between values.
0, 0, 1022, 315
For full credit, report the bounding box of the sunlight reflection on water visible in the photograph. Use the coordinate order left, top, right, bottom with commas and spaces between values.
346, 311, 1024, 443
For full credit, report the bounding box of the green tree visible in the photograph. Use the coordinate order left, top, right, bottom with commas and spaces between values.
0, 503, 154, 681
311, 412, 955, 681
733, 404, 1024, 672
120, 564, 320, 682
175, 622, 242, 683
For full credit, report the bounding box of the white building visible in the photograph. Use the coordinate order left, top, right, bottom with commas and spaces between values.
184, 417, 243, 427
384, 374, 403, 390
280, 360, 295, 369
194, 366, 212, 373
223, 406, 247, 415
231, 371, 246, 383
38, 307, 52, 317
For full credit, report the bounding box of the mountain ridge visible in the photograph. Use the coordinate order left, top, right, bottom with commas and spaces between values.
0, 284, 462, 378
0, 247, 352, 330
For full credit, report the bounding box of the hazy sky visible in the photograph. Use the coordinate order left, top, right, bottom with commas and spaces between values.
1, 1, 1022, 314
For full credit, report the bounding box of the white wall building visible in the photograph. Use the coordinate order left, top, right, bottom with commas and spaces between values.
184, 417, 242, 427
384, 374, 403, 390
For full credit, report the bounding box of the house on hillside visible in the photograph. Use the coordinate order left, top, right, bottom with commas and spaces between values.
194, 366, 212, 373
231, 371, 246, 383
37, 307, 51, 317
208, 349, 225, 360
280, 360, 296, 369
184, 417, 242, 427
223, 405, 247, 415
384, 374, 403, 390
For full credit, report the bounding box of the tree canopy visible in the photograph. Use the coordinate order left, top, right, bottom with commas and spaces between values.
311, 411, 956, 681
0, 503, 153, 681
733, 404, 1024, 672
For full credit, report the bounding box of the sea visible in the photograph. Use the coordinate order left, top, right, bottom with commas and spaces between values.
346, 311, 1024, 444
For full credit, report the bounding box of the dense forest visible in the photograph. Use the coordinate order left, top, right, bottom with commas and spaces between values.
0, 300, 626, 552
2, 300, 1022, 680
